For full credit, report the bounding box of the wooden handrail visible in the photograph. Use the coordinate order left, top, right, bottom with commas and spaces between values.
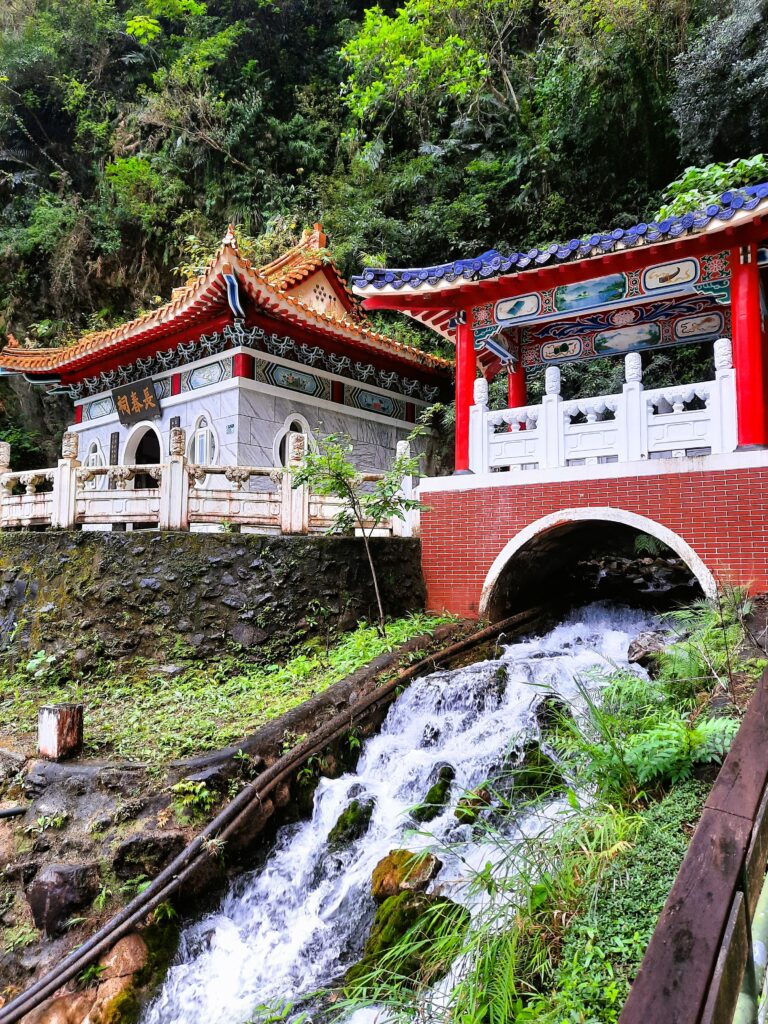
620, 669, 768, 1024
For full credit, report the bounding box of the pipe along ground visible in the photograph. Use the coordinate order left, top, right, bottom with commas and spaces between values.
0, 607, 542, 1023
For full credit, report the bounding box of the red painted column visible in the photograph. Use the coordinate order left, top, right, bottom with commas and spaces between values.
454, 316, 476, 473
73, 404, 83, 425
233, 352, 255, 379
507, 364, 527, 407
731, 244, 768, 447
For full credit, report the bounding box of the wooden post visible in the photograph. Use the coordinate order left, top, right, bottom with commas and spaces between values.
38, 703, 83, 761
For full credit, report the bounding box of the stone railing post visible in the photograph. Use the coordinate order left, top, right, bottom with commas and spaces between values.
282, 431, 309, 534
51, 431, 80, 529
159, 427, 189, 530
541, 366, 563, 468
0, 442, 10, 531
468, 377, 489, 475
622, 351, 645, 462
392, 439, 418, 537
713, 337, 737, 453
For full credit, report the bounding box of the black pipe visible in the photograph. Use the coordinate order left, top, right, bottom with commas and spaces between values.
0, 807, 25, 819
0, 607, 542, 1023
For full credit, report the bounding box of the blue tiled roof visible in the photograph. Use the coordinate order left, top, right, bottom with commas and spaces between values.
352, 184, 768, 292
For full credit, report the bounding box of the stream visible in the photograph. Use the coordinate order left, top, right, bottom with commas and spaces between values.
142, 603, 656, 1024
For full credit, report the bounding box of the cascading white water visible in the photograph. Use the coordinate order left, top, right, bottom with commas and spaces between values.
142, 603, 655, 1024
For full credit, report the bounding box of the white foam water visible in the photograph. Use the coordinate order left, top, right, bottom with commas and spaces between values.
142, 603, 655, 1024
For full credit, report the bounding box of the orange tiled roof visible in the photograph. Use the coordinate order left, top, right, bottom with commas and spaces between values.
259, 223, 358, 313
0, 227, 450, 380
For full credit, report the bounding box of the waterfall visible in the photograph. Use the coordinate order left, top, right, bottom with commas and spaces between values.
142, 603, 655, 1024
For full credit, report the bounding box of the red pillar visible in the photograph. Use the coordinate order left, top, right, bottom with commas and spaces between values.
73, 404, 83, 425
233, 352, 255, 379
507, 364, 527, 408
731, 244, 768, 448
455, 316, 476, 473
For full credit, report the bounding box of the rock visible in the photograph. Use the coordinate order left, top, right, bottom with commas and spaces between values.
346, 891, 469, 988
628, 630, 669, 669
412, 765, 455, 823
26, 862, 99, 936
513, 743, 563, 801
455, 787, 492, 824
0, 747, 25, 782
98, 934, 149, 980
371, 850, 442, 902
83, 975, 136, 1024
327, 798, 375, 850
534, 695, 569, 733
22, 991, 96, 1024
112, 831, 186, 880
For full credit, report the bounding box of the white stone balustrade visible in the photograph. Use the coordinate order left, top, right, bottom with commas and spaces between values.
468, 339, 738, 473
0, 432, 419, 536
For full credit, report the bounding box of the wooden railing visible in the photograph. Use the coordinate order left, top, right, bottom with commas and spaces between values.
620, 669, 768, 1024
0, 429, 418, 537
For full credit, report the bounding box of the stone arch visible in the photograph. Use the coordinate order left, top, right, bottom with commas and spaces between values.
478, 506, 716, 620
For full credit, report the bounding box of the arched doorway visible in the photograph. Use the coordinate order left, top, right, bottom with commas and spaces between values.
479, 507, 715, 621
123, 424, 161, 489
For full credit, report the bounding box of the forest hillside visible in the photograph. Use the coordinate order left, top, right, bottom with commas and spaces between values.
1, 0, 767, 459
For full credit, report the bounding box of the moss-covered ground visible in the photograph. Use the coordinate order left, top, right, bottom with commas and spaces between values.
0, 613, 451, 765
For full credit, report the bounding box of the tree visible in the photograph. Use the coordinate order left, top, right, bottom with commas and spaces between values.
291, 433, 423, 636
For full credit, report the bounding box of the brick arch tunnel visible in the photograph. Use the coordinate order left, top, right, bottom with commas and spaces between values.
478, 507, 716, 622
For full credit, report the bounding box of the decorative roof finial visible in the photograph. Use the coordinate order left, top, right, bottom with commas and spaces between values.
5, 333, 19, 349
222, 224, 238, 249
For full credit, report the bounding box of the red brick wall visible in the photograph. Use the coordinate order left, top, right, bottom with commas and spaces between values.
420, 466, 768, 617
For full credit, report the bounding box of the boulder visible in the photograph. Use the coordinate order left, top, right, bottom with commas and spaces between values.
513, 743, 563, 801
345, 890, 469, 989
112, 830, 186, 880
98, 934, 148, 980
412, 765, 455, 823
455, 787, 492, 824
22, 991, 96, 1024
327, 798, 375, 850
26, 862, 99, 936
371, 850, 442, 902
628, 630, 669, 670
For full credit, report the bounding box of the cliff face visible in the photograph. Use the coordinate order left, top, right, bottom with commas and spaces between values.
0, 379, 72, 468
0, 531, 426, 664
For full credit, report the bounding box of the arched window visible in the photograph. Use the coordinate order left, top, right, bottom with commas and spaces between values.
273, 415, 313, 467
189, 416, 217, 466
83, 441, 105, 490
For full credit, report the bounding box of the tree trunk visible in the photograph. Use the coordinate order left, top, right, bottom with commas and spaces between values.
361, 528, 386, 637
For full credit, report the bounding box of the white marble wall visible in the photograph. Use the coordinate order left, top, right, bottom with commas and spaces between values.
71, 378, 415, 478
236, 385, 409, 471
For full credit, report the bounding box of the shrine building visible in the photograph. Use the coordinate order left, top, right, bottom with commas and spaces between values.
0, 226, 449, 481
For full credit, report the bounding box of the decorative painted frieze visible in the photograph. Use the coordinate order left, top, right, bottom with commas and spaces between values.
66, 322, 439, 405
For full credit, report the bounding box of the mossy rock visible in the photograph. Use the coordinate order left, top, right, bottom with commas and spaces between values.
455, 786, 492, 824
513, 742, 563, 801
345, 890, 469, 989
327, 798, 375, 850
99, 985, 140, 1024
371, 849, 442, 902
412, 765, 455, 823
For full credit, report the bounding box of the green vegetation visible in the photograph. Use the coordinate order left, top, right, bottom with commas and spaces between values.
339, 592, 764, 1023
0, 613, 450, 764
0, 1, 766, 377
292, 433, 423, 635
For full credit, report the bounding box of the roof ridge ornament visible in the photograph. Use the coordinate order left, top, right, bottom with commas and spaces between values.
222, 224, 238, 249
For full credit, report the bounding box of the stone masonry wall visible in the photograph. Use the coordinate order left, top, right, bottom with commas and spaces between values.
0, 532, 425, 663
